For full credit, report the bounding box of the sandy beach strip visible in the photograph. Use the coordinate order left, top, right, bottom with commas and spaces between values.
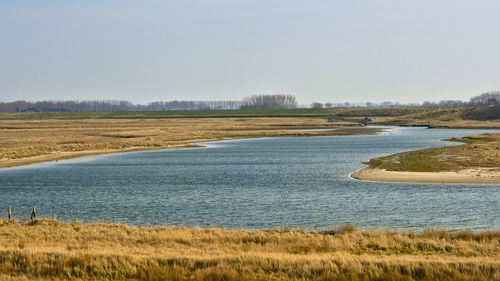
351, 167, 500, 184
0, 144, 202, 169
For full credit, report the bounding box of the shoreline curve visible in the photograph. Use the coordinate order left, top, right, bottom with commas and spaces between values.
351, 167, 500, 184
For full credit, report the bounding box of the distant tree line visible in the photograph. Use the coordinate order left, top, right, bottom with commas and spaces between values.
310, 91, 500, 109
0, 94, 298, 112
468, 91, 500, 106
240, 95, 297, 109
420, 91, 500, 107
2, 91, 499, 112
0, 100, 135, 112
310, 101, 421, 109
136, 100, 244, 111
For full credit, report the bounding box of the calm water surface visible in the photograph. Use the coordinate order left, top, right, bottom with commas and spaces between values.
1, 126, 499, 230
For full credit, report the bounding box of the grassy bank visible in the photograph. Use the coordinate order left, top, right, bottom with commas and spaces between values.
364, 133, 500, 172
0, 219, 498, 281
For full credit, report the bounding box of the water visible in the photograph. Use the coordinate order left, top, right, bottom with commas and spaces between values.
1, 126, 499, 230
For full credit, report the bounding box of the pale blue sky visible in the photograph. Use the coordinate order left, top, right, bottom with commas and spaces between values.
1, 0, 499, 104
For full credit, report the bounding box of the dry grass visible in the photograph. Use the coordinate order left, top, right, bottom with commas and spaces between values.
0, 219, 498, 281
0, 118, 378, 168
374, 107, 500, 128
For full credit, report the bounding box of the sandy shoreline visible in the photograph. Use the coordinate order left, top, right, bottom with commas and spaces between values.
351, 167, 500, 184
0, 145, 203, 169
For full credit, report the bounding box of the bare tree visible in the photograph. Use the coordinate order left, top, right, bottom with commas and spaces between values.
240, 95, 297, 109
311, 102, 323, 109
469, 91, 500, 106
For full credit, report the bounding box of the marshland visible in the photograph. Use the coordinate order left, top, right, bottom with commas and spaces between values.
1, 107, 500, 280
3, 0, 500, 279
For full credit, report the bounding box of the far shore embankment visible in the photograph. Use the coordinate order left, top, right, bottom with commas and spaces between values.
0, 117, 384, 169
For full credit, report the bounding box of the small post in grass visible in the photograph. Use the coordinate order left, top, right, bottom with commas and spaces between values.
8, 207, 11, 220
31, 207, 36, 220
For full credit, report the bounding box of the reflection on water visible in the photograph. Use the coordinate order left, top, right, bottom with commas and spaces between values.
0, 127, 499, 230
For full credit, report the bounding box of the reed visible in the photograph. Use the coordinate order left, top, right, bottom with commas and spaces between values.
0, 219, 498, 280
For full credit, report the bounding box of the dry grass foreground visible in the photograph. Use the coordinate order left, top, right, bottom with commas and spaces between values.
0, 118, 380, 168
0, 219, 498, 281
352, 132, 500, 183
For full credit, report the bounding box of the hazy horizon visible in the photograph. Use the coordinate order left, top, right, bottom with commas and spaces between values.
1, 0, 499, 104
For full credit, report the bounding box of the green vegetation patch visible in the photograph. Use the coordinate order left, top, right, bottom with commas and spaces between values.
0, 107, 433, 120
366, 147, 454, 172
0, 108, 332, 120
414, 110, 448, 120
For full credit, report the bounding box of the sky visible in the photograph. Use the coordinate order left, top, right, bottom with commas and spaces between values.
0, 0, 499, 104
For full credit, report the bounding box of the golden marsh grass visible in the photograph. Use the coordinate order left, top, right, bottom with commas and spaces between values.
0, 219, 498, 281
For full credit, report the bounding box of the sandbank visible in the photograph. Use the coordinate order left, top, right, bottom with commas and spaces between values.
351, 167, 500, 184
